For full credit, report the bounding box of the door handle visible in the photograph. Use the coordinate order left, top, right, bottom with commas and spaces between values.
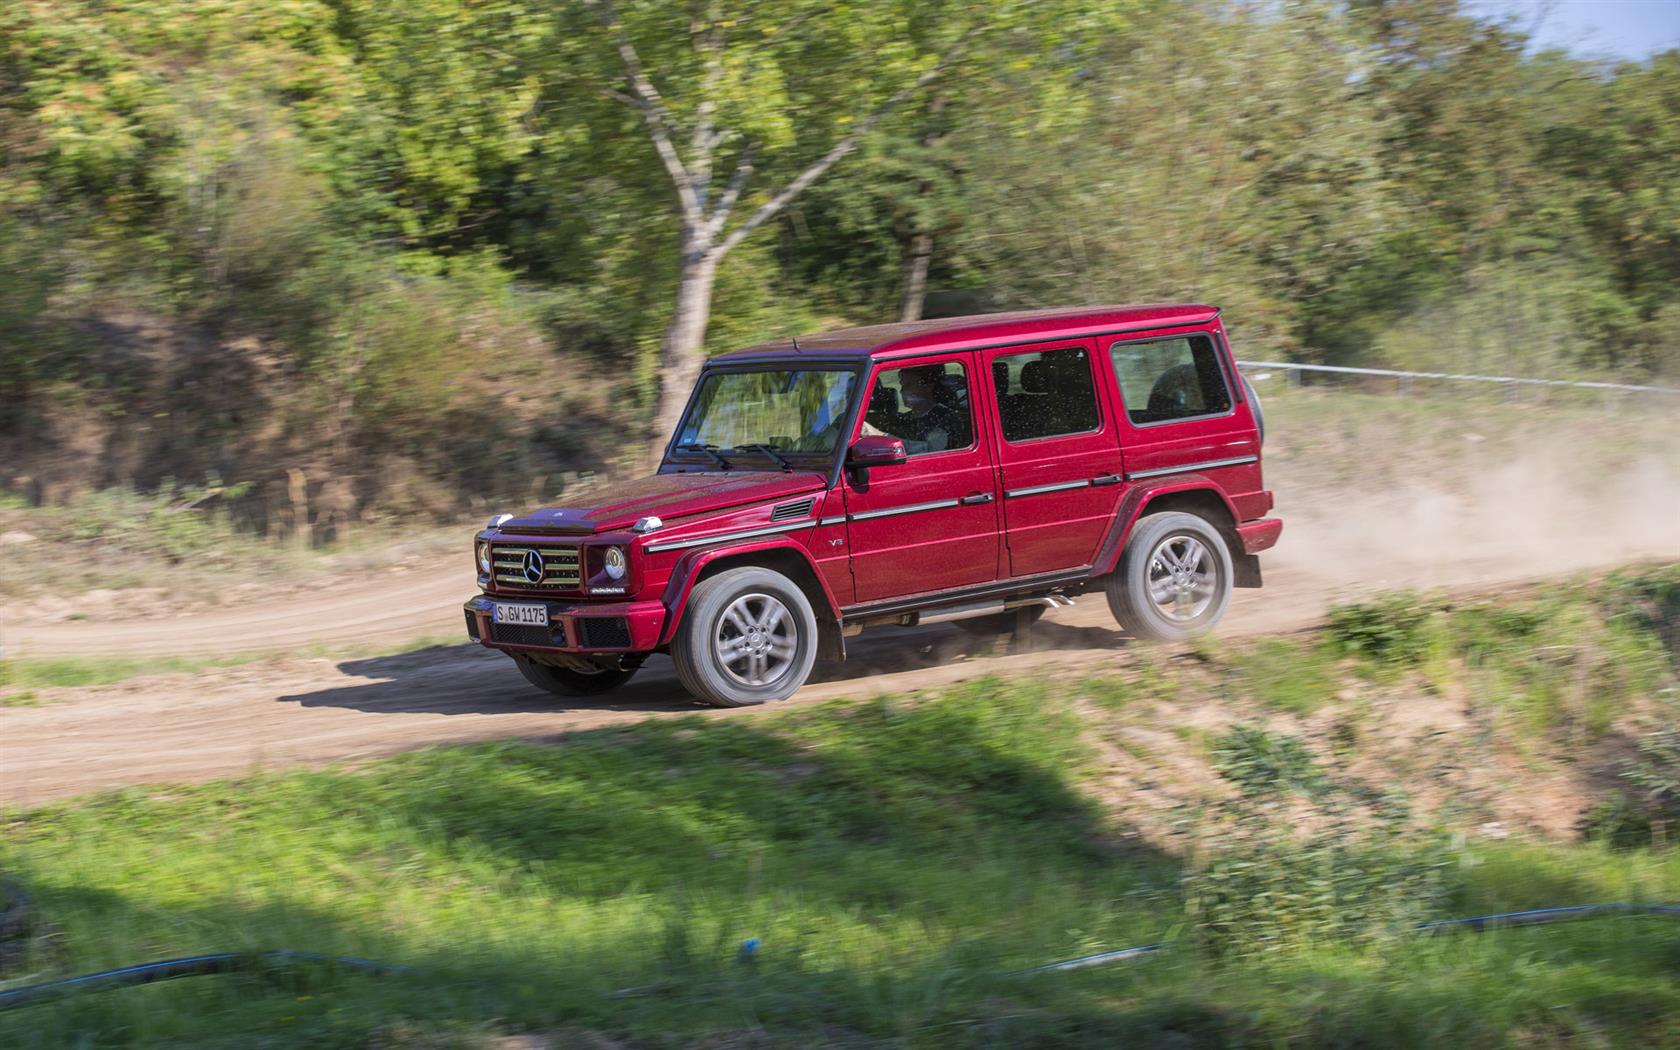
1090, 474, 1124, 487
960, 492, 995, 505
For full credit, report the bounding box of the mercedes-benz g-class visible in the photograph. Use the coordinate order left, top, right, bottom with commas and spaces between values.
464, 305, 1281, 706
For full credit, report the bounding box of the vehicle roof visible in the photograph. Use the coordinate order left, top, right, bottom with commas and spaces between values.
711, 304, 1220, 364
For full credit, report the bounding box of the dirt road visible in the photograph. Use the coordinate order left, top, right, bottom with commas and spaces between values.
0, 577, 1324, 807
4, 483, 1677, 806
2, 560, 473, 660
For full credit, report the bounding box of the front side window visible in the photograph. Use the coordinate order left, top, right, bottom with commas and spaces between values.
992, 346, 1100, 442
860, 360, 974, 456
1110, 335, 1232, 425
675, 368, 858, 461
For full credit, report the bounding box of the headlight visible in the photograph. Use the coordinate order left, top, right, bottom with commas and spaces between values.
603, 545, 628, 581
477, 541, 492, 575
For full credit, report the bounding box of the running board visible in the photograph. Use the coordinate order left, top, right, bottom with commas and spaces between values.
907, 593, 1074, 627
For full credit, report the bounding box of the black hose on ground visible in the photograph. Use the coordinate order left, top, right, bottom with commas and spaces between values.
2, 903, 1676, 1009
0, 950, 417, 1010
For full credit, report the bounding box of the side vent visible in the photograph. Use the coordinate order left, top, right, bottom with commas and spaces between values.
770, 497, 816, 523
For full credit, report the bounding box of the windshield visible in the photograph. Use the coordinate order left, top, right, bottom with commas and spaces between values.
673, 368, 859, 461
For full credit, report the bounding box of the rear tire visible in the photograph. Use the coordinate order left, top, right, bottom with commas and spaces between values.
513, 656, 636, 697
1106, 511, 1233, 642
672, 566, 819, 707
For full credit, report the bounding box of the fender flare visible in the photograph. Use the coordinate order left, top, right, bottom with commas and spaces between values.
1091, 476, 1243, 576
657, 537, 844, 647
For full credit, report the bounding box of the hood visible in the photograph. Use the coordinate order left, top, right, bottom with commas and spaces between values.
495, 471, 827, 535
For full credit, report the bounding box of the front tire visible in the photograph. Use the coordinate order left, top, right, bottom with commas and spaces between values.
1106, 511, 1233, 641
672, 566, 819, 707
513, 655, 636, 697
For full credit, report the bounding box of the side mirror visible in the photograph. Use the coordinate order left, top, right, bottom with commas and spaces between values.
847, 435, 908, 467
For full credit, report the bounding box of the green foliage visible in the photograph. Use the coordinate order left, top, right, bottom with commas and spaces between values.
1243, 637, 1341, 714
1447, 581, 1673, 737
1603, 563, 1680, 668
1210, 725, 1326, 797
6, 0, 1680, 523
1615, 728, 1680, 848
1184, 741, 1454, 957
1326, 592, 1436, 667
1584, 728, 1680, 850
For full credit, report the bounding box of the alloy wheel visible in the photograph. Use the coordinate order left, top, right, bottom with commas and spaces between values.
714, 592, 799, 687
1146, 534, 1218, 622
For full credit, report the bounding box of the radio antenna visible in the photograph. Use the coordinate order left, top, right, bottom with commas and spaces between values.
790, 332, 801, 351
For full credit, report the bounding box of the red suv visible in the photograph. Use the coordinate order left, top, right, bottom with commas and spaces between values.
464, 305, 1280, 706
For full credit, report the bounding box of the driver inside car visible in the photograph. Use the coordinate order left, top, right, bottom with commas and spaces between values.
862, 365, 966, 454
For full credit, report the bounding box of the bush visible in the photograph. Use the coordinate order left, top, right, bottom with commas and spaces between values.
1623, 727, 1680, 848
1183, 727, 1454, 956
1326, 592, 1435, 666
1210, 724, 1326, 797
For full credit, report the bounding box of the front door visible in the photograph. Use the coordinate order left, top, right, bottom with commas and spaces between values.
981, 339, 1125, 578
842, 353, 1002, 603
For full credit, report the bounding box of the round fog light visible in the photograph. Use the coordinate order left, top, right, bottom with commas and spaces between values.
603, 546, 627, 581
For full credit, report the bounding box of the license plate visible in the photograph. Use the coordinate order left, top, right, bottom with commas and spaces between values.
493, 602, 548, 626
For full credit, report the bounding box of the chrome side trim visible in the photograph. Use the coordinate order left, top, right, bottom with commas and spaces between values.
1006, 479, 1090, 499
848, 497, 961, 522
644, 518, 817, 553
1126, 455, 1258, 481
819, 515, 848, 527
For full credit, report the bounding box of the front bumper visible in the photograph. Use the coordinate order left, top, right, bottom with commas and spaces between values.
463, 595, 667, 654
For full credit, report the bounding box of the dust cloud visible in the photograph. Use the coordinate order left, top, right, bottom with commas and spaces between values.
1262, 398, 1680, 597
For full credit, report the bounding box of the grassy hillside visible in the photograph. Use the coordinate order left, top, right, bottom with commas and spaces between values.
2, 566, 1677, 1047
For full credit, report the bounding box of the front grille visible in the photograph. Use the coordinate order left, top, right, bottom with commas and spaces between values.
464, 609, 481, 641
578, 617, 631, 648
490, 622, 560, 647
490, 543, 582, 590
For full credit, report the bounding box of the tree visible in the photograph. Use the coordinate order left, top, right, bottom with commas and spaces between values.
555, 0, 1097, 456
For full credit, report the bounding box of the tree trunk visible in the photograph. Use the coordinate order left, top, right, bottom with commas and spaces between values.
899, 229, 935, 322
648, 249, 721, 466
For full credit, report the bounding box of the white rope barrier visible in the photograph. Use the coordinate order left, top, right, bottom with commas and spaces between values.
1235, 360, 1680, 396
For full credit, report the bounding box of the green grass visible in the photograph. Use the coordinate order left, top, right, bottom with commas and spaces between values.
0, 654, 264, 690
2, 568, 1678, 1047
3, 676, 1678, 1047
0, 635, 467, 691
1241, 636, 1341, 713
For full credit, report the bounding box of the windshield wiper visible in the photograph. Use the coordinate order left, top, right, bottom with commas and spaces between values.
676, 443, 731, 469
732, 443, 793, 470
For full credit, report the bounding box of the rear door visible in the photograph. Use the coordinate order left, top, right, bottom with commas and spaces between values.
1103, 328, 1261, 502
980, 340, 1125, 578
841, 353, 1003, 603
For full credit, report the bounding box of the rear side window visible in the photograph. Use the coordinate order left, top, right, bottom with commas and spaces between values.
992, 347, 1100, 442
1109, 335, 1232, 425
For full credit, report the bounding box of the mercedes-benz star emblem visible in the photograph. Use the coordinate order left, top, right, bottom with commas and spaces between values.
521, 549, 545, 585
